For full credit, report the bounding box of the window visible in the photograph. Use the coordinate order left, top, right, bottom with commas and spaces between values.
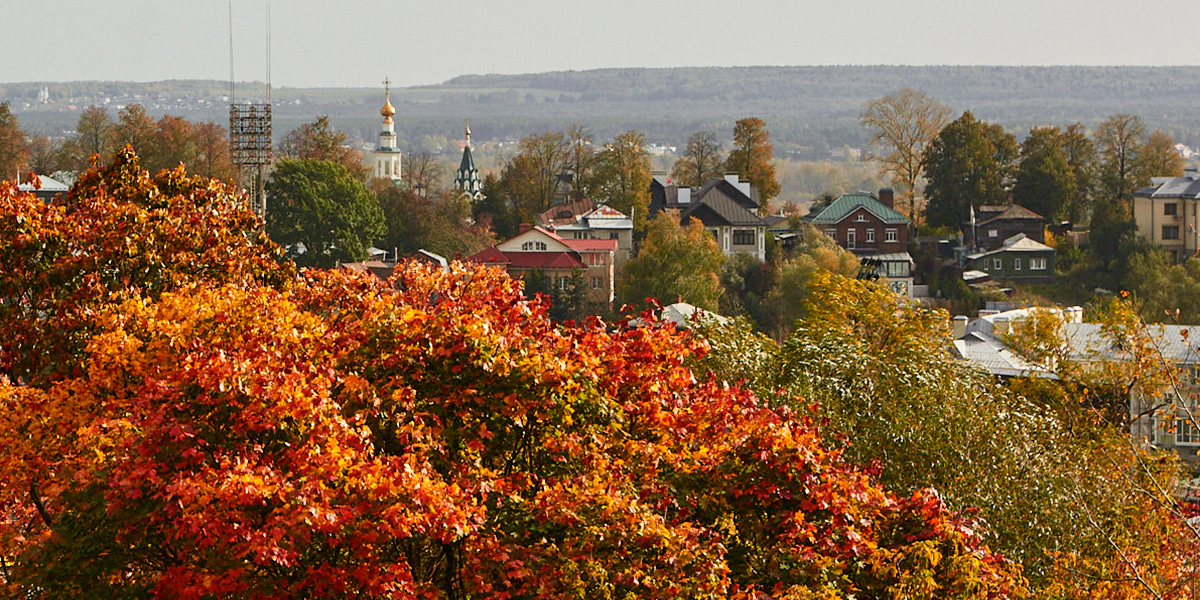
1030, 257, 1047, 270
988, 229, 998, 238
708, 228, 719, 241
847, 229, 857, 249
573, 231, 589, 239
521, 241, 548, 251
1013, 258, 1021, 271
1177, 414, 1200, 445
732, 229, 756, 245
993, 258, 1003, 271
558, 277, 568, 291
855, 213, 868, 222
591, 276, 601, 290
824, 228, 837, 239
609, 231, 619, 240
865, 228, 876, 243
885, 228, 898, 242
1163, 225, 1181, 240
1165, 203, 1179, 216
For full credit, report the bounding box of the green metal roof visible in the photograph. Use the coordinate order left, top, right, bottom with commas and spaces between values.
809, 192, 909, 225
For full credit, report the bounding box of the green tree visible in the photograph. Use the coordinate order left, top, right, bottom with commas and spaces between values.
266, 158, 385, 268
1061, 123, 1097, 224
725, 117, 780, 212
620, 215, 724, 310
1094, 114, 1146, 209
859, 88, 953, 221
494, 132, 570, 223
593, 130, 652, 231
473, 173, 518, 239
375, 184, 494, 259
564, 124, 600, 201
0, 102, 29, 180
279, 115, 368, 180
1013, 126, 1076, 221
695, 272, 1192, 593
923, 111, 1017, 228
760, 238, 859, 339
670, 130, 725, 188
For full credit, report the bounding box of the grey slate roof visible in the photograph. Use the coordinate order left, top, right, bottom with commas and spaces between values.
1135, 171, 1200, 199
680, 194, 765, 227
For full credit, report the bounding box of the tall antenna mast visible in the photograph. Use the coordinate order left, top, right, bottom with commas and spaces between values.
265, 0, 271, 104
228, 1, 234, 104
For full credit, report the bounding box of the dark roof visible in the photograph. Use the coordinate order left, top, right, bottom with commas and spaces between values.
680, 194, 765, 227
808, 192, 909, 225
973, 204, 1044, 226
696, 177, 759, 210
459, 144, 476, 173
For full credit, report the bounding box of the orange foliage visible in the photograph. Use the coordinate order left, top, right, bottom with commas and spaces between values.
0, 156, 1025, 598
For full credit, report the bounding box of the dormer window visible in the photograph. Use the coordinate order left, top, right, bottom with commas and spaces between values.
521, 241, 548, 251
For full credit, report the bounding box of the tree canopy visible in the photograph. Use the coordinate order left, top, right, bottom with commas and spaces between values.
1013, 126, 1076, 222
725, 117, 780, 211
859, 88, 952, 221
923, 112, 1018, 228
266, 158, 385, 268
0, 156, 1029, 598
671, 130, 725, 189
620, 215, 725, 311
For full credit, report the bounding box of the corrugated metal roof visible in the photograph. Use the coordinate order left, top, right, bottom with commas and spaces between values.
966, 233, 1053, 259
1136, 173, 1200, 199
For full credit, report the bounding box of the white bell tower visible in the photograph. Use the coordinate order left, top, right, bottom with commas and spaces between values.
373, 78, 403, 182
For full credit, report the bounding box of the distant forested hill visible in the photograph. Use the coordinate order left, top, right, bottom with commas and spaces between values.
6, 66, 1200, 154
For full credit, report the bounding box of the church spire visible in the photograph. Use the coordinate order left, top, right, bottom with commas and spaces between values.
455, 116, 483, 200
373, 77, 402, 181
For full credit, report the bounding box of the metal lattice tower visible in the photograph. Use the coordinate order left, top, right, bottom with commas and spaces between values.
229, 103, 272, 217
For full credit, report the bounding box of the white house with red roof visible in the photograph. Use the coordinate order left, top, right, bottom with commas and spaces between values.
467, 226, 616, 308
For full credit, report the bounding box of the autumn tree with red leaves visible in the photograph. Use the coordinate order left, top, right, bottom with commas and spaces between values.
0, 154, 1026, 598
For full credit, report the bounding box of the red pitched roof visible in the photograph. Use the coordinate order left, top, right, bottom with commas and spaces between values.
563, 238, 618, 252
504, 252, 585, 270
466, 247, 510, 265
465, 248, 584, 270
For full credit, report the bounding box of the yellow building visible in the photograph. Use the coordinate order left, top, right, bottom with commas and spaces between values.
1133, 167, 1200, 262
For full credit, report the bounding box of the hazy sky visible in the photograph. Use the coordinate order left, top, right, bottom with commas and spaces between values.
6, 0, 1197, 88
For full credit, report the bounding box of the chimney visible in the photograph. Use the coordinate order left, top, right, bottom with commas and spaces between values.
879, 187, 895, 209
952, 315, 968, 339
678, 187, 691, 204
725, 172, 751, 197
519, 222, 532, 234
